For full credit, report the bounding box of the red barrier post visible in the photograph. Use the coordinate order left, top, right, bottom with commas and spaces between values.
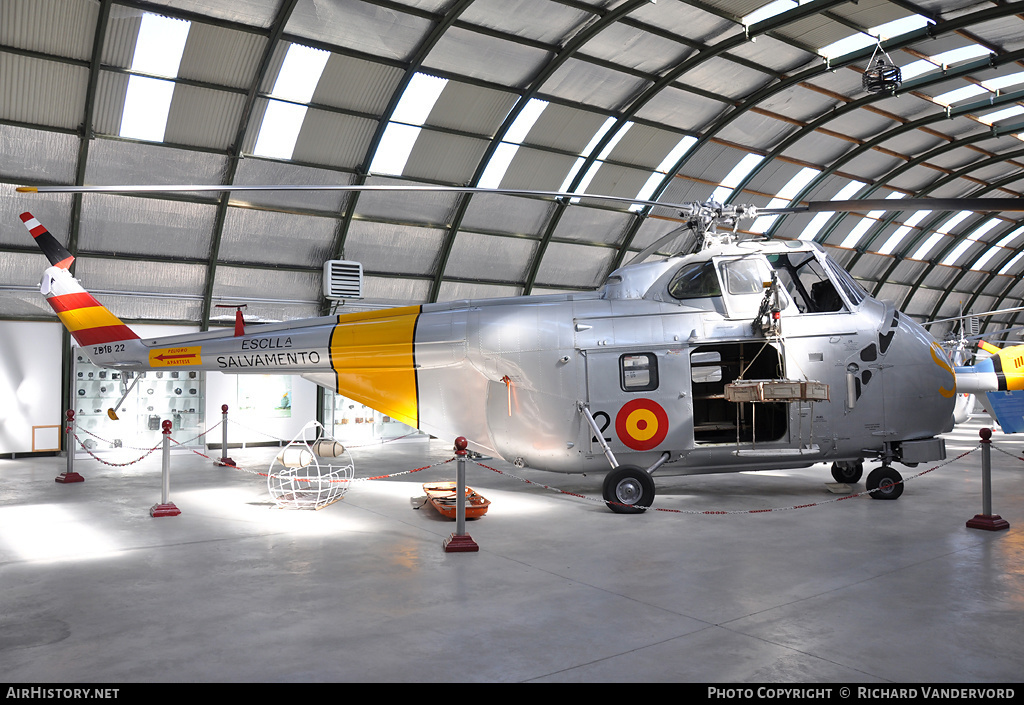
151, 419, 181, 517
55, 409, 85, 484
966, 428, 1009, 531
443, 436, 479, 553
216, 404, 235, 466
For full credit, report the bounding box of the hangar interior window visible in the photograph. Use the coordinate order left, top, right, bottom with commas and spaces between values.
711, 154, 763, 204
750, 167, 819, 234
119, 14, 190, 142
369, 73, 448, 176
478, 99, 548, 188
254, 43, 330, 159
742, 0, 796, 27
559, 117, 630, 200
798, 180, 865, 241
620, 354, 658, 392
941, 218, 1001, 267
911, 211, 973, 261
631, 136, 697, 212
839, 193, 904, 249
877, 210, 931, 255
899, 45, 990, 82
818, 15, 931, 61
974, 225, 1024, 272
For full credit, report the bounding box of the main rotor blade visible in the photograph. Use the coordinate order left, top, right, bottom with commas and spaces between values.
922, 305, 1024, 327
760, 197, 1024, 215
16, 183, 681, 212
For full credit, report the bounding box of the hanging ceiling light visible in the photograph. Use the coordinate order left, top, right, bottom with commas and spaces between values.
863, 40, 902, 94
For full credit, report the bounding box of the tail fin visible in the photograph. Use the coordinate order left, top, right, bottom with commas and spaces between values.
23, 212, 139, 347
20, 212, 74, 269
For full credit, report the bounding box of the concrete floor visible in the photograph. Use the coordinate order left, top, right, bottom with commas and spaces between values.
1, 416, 1022, 683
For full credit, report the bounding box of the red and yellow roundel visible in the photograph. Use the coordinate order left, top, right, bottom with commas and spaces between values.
615, 399, 669, 451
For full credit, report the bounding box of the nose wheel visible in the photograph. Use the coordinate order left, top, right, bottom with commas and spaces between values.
602, 465, 656, 514
866, 465, 904, 500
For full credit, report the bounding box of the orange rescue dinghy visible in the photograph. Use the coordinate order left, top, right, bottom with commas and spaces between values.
422, 481, 491, 520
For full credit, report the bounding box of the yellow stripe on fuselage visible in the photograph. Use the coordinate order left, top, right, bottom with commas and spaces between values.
56, 305, 125, 333
329, 306, 421, 428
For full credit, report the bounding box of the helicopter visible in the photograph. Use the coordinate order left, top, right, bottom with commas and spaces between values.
17, 183, 1024, 513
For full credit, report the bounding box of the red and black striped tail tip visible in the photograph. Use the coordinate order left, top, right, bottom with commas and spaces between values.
20, 212, 74, 269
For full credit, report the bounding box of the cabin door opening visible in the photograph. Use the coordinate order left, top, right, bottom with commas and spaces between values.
691, 342, 787, 445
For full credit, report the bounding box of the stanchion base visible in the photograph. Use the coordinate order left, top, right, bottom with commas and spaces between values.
966, 514, 1010, 531
443, 533, 479, 553
54, 472, 85, 484
215, 458, 236, 467
150, 502, 181, 518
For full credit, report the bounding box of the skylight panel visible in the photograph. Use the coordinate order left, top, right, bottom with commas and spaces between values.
271, 44, 331, 103
899, 60, 935, 82
391, 73, 448, 125
933, 45, 991, 67
999, 250, 1024, 275
819, 14, 931, 60
574, 122, 635, 197
131, 14, 189, 78
897, 45, 991, 83
877, 210, 930, 255
254, 102, 308, 160
839, 193, 904, 249
253, 43, 331, 160
368, 73, 448, 177
743, 0, 795, 27
750, 167, 818, 233
980, 106, 1024, 126
118, 14, 190, 142
940, 218, 1001, 266
973, 225, 1024, 271
558, 117, 617, 195
711, 154, 763, 204
984, 72, 1024, 92
798, 180, 864, 241
632, 135, 697, 212
932, 84, 988, 106
477, 99, 547, 189
911, 211, 973, 261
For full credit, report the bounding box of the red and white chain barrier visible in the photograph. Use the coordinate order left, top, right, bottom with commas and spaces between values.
471, 447, 980, 515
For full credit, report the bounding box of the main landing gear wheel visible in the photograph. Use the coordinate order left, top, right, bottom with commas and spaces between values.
603, 465, 656, 514
866, 465, 904, 500
831, 460, 864, 483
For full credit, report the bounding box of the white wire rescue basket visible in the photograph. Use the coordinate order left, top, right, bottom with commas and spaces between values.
267, 421, 354, 510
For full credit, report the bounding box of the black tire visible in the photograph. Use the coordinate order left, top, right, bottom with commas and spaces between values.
866, 465, 903, 500
831, 461, 864, 484
602, 465, 656, 514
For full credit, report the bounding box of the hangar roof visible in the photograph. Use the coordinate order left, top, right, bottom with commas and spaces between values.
3, 0, 1024, 338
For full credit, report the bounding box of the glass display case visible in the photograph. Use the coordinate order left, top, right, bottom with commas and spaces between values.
321, 390, 424, 444
72, 352, 205, 454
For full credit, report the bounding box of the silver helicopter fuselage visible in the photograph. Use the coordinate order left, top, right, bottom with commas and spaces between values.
72, 237, 955, 476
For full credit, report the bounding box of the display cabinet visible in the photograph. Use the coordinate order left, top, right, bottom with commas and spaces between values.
321, 390, 424, 443
72, 352, 206, 454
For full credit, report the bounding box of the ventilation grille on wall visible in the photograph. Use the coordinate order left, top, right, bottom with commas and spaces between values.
323, 260, 363, 300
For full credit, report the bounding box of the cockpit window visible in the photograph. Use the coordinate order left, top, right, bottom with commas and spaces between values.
668, 260, 722, 300
719, 259, 764, 295
825, 256, 867, 306
766, 252, 847, 313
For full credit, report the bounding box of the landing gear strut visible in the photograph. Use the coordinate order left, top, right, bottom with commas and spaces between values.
602, 465, 656, 514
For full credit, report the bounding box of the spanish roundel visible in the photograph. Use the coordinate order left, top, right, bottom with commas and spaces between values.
615, 399, 669, 451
